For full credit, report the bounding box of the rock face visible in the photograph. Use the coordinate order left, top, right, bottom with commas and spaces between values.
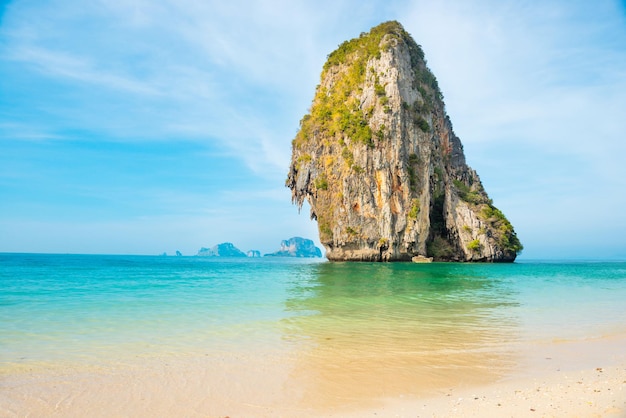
265, 237, 323, 258
246, 250, 261, 258
197, 242, 247, 257
287, 21, 522, 262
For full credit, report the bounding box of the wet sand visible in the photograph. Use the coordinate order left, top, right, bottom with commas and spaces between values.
1, 334, 625, 417
0, 350, 301, 418
343, 334, 626, 417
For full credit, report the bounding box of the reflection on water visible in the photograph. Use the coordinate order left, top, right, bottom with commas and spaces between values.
282, 262, 520, 408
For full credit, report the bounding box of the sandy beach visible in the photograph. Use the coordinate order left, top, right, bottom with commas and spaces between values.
2, 333, 625, 417
343, 364, 626, 417
342, 336, 626, 417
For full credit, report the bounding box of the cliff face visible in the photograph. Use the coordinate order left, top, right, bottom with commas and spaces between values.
286, 21, 522, 262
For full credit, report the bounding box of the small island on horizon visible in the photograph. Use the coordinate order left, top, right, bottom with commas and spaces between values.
194, 237, 323, 258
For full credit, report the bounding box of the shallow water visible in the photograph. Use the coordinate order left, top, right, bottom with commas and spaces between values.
1, 254, 626, 409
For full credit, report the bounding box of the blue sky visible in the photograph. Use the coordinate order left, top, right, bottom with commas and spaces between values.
1, 1, 626, 259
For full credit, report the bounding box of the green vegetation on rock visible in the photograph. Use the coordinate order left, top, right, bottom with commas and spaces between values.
293, 21, 438, 152
323, 21, 409, 72
427, 236, 455, 259
408, 199, 420, 220
467, 239, 482, 252
315, 175, 328, 190
480, 205, 523, 254
415, 116, 430, 133
453, 179, 486, 205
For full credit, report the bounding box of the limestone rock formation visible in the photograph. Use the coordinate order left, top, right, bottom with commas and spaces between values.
197, 242, 247, 257
286, 21, 522, 262
246, 250, 261, 258
264, 237, 323, 258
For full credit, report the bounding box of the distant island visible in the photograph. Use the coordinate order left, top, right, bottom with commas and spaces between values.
196, 237, 322, 258
160, 250, 184, 256
197, 242, 247, 257
264, 237, 322, 258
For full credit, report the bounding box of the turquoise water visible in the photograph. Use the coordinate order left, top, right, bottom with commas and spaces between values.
2, 254, 626, 372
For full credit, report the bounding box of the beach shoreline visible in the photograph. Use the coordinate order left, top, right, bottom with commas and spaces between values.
2, 334, 625, 417
341, 333, 626, 417
3, 256, 626, 417
341, 363, 626, 418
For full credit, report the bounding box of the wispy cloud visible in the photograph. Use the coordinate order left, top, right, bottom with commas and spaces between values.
2, 0, 329, 176
8, 46, 162, 95
0, 122, 66, 142
403, 1, 626, 145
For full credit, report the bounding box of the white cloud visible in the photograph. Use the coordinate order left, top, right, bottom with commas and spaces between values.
2, 0, 333, 177
403, 4, 626, 152
0, 122, 66, 142
9, 46, 163, 95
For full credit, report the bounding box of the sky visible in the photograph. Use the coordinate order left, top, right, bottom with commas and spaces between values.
1, 0, 626, 259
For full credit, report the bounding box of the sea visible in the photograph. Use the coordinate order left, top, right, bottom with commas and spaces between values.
2, 253, 626, 412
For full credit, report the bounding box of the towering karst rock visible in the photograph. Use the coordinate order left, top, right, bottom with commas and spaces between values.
286, 21, 522, 262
